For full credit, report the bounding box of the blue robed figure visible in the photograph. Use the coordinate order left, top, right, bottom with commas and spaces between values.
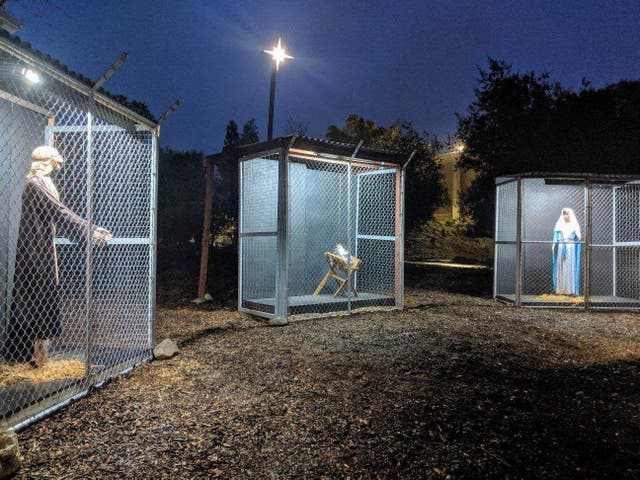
552, 207, 581, 295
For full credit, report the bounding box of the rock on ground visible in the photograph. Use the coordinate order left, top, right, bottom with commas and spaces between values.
153, 338, 179, 360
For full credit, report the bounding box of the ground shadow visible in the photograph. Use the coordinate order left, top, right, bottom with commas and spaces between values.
405, 262, 493, 297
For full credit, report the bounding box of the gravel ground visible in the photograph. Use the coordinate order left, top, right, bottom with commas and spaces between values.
13, 264, 640, 479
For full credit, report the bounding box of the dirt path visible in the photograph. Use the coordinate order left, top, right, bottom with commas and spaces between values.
14, 269, 640, 479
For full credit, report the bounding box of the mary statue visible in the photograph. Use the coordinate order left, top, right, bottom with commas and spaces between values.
552, 207, 581, 295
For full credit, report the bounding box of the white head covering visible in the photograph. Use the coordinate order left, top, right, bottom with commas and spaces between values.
27, 146, 62, 200
554, 207, 581, 240
31, 145, 64, 164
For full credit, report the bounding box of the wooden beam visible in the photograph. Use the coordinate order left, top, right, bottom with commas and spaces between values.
198, 159, 214, 298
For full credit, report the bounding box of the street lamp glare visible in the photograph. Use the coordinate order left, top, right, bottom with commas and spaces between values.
263, 37, 293, 71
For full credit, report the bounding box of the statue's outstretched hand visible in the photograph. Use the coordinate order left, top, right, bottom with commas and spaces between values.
92, 227, 113, 247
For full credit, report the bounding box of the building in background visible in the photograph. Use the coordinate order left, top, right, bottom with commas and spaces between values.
433, 150, 476, 221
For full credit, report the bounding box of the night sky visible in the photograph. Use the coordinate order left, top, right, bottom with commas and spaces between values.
5, 0, 639, 153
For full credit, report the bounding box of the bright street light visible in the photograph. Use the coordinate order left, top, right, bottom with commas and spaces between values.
263, 37, 293, 140
263, 37, 293, 72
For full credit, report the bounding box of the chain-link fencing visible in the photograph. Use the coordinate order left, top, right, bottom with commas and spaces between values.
494, 175, 640, 309
0, 40, 158, 428
239, 146, 403, 321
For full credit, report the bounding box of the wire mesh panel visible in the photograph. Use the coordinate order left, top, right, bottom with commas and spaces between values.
353, 167, 398, 308
0, 44, 156, 428
495, 178, 518, 243
494, 175, 640, 310
86, 125, 153, 384
594, 184, 640, 308
239, 154, 279, 316
520, 178, 586, 307
494, 178, 518, 302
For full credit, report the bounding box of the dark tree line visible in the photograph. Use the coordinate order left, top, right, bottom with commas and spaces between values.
159, 115, 446, 246
157, 118, 259, 247
158, 60, 640, 246
157, 148, 205, 247
457, 58, 640, 235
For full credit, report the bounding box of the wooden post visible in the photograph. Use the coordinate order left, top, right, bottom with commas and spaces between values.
198, 159, 214, 298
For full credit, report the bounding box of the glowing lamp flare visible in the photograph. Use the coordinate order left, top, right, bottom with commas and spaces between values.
263, 37, 293, 71
21, 68, 40, 84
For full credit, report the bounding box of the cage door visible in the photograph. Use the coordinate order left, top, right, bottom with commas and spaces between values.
48, 124, 154, 379
612, 184, 640, 302
354, 168, 397, 295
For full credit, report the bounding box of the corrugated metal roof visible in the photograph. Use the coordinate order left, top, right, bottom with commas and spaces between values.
208, 135, 410, 166
496, 172, 640, 184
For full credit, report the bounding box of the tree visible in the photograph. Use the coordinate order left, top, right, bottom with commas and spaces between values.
241, 118, 259, 145
224, 120, 240, 147
456, 58, 640, 235
326, 114, 386, 145
327, 115, 445, 232
210, 118, 261, 248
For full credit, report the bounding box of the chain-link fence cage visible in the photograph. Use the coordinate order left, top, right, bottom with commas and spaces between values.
494, 174, 640, 309
236, 138, 406, 321
0, 38, 158, 429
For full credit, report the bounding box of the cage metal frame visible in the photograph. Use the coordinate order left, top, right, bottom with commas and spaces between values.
0, 35, 159, 429
204, 136, 409, 323
494, 172, 640, 310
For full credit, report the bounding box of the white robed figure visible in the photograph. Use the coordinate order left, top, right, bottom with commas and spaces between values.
552, 207, 581, 295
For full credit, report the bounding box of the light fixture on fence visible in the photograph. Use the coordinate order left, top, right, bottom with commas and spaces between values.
20, 67, 40, 84
456, 143, 465, 153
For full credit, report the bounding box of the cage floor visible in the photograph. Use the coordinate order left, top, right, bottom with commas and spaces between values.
245, 292, 396, 315
1, 345, 148, 419
497, 294, 640, 307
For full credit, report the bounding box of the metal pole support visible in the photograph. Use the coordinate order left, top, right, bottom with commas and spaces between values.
347, 140, 363, 315
584, 179, 592, 309
272, 136, 297, 325
515, 178, 523, 306
267, 65, 277, 141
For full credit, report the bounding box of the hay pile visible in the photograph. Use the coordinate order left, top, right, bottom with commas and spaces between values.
0, 360, 84, 387
536, 294, 585, 303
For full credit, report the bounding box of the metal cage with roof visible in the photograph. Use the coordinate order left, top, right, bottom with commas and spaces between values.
200, 136, 412, 323
494, 172, 640, 309
0, 32, 160, 429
